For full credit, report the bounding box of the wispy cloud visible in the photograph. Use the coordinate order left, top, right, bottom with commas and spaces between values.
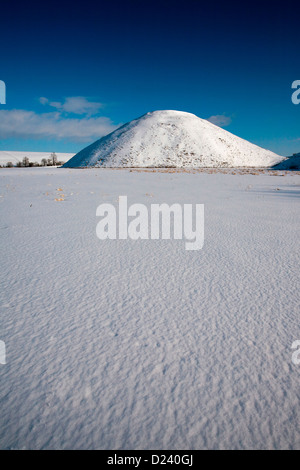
207, 115, 232, 127
0, 109, 118, 142
39, 96, 104, 116
39, 97, 49, 105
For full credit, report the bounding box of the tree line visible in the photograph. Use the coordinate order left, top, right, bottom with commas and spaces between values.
1, 153, 65, 168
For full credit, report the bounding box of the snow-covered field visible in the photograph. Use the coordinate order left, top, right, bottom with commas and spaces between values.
0, 167, 299, 450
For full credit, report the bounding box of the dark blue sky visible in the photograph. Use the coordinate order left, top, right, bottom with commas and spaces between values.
0, 0, 299, 155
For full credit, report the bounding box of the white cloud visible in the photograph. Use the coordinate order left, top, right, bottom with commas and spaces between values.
49, 101, 62, 109
0, 109, 118, 142
39, 97, 49, 105
41, 96, 104, 116
207, 115, 232, 127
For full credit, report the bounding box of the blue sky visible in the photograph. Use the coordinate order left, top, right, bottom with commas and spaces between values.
0, 0, 299, 155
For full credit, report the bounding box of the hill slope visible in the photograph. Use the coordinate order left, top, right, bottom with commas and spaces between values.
272, 154, 300, 170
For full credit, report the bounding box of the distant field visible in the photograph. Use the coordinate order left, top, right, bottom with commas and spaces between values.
0, 151, 74, 166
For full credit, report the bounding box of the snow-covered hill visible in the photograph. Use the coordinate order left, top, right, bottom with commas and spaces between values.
0, 151, 74, 166
272, 154, 300, 170
63, 110, 284, 168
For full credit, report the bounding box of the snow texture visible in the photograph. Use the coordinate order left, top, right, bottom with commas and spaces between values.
63, 111, 284, 168
0, 167, 299, 450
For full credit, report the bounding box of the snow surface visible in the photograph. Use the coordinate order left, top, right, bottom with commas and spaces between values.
63, 111, 284, 168
0, 151, 74, 166
0, 167, 299, 450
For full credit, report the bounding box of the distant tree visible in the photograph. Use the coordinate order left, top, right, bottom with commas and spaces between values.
22, 156, 30, 167
16, 161, 22, 167
50, 152, 58, 166
41, 158, 47, 166
47, 158, 53, 166
6, 162, 13, 168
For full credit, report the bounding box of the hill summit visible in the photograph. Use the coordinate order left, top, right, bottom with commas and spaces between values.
63, 110, 283, 168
